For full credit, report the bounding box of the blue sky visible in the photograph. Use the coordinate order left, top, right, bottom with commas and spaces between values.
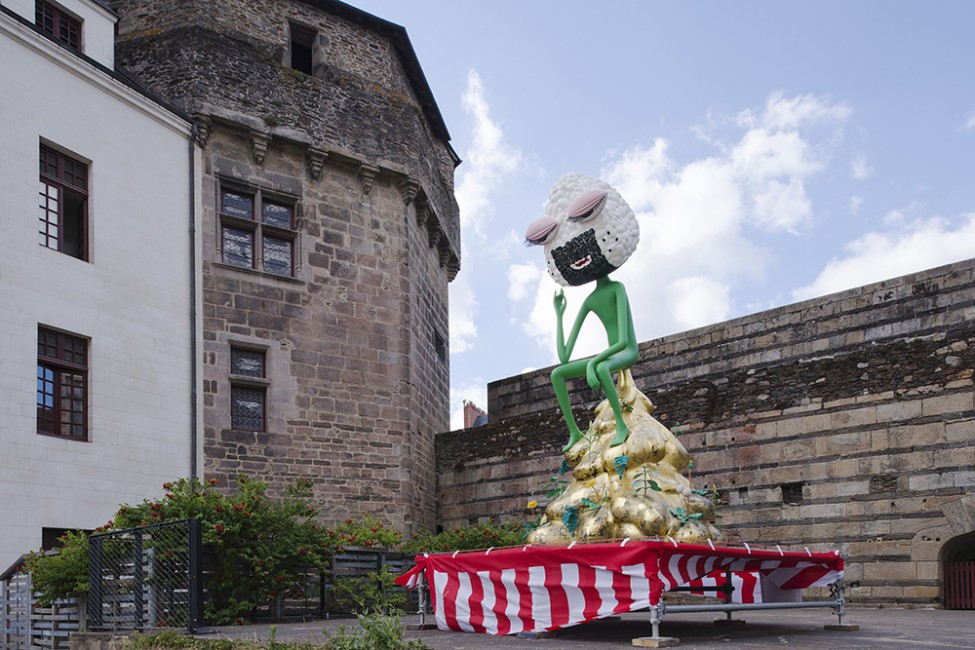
349, 1, 975, 429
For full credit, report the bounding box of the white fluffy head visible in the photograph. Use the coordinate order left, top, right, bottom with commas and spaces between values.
525, 173, 639, 287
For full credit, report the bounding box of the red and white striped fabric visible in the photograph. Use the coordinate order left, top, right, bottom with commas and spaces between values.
396, 539, 843, 635
686, 570, 763, 603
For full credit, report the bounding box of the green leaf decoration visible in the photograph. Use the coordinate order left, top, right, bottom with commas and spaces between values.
581, 498, 599, 511
562, 506, 579, 536
559, 459, 571, 475
613, 455, 629, 480
633, 466, 663, 496
669, 507, 704, 524
545, 474, 567, 500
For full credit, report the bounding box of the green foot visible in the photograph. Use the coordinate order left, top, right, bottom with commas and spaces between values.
611, 428, 630, 447
563, 430, 584, 452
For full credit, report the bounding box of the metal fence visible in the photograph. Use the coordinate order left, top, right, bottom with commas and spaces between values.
1, 558, 83, 650
88, 519, 203, 633
248, 546, 419, 621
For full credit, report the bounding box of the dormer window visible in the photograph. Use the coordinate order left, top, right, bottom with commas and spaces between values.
35, 0, 82, 50
289, 22, 316, 75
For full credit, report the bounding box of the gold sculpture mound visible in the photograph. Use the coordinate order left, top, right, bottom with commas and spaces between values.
527, 370, 721, 545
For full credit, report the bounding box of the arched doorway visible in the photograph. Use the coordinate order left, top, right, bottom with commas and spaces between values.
942, 530, 975, 609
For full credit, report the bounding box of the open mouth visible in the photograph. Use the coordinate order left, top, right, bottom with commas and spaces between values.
570, 256, 592, 270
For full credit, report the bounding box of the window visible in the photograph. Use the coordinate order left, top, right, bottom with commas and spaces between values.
781, 481, 804, 505
433, 329, 447, 363
39, 143, 88, 260
289, 22, 316, 75
42, 527, 87, 550
219, 184, 297, 277
230, 347, 267, 431
37, 326, 88, 440
35, 0, 82, 49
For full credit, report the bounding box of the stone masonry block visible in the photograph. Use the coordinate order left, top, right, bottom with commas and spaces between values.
814, 430, 871, 457
946, 418, 975, 444
921, 391, 974, 417
908, 473, 954, 491
889, 422, 946, 449
875, 400, 922, 423
829, 407, 878, 430
863, 561, 917, 582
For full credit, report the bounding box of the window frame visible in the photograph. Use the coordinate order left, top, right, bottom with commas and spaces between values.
37, 326, 89, 441
35, 0, 82, 50
229, 345, 269, 432
217, 181, 298, 278
288, 22, 317, 75
39, 142, 89, 260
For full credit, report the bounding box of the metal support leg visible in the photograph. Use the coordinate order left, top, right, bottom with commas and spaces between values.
418, 569, 427, 627
650, 602, 662, 639
824, 579, 859, 632
633, 602, 680, 647
713, 568, 744, 626
407, 568, 437, 631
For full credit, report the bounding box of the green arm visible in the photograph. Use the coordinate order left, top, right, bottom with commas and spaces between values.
554, 289, 589, 365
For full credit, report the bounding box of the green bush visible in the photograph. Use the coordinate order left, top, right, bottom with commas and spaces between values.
25, 476, 336, 625
325, 612, 431, 650
23, 529, 89, 606
117, 476, 335, 624
327, 566, 406, 616
402, 518, 524, 554
325, 514, 402, 550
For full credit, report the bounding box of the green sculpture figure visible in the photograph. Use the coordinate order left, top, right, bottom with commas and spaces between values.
525, 173, 641, 451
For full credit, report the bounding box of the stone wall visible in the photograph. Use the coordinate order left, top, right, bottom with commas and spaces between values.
112, 0, 456, 534
438, 258, 975, 605
112, 0, 460, 266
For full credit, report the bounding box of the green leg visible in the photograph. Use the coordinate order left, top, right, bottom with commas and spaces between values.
552, 364, 586, 451
594, 362, 629, 446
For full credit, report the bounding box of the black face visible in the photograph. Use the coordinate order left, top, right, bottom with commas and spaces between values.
551, 228, 616, 286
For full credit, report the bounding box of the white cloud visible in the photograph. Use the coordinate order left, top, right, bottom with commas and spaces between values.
454, 70, 524, 241
449, 378, 489, 431
851, 155, 873, 180
512, 92, 851, 361
793, 213, 975, 301
667, 276, 733, 331
965, 112, 975, 130
448, 70, 525, 356
849, 196, 864, 214
448, 269, 478, 353
507, 262, 541, 302
738, 92, 852, 131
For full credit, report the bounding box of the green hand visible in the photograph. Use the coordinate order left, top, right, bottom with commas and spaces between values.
585, 360, 600, 390
553, 289, 567, 317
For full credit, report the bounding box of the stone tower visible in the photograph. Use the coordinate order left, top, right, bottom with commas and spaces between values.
111, 0, 460, 534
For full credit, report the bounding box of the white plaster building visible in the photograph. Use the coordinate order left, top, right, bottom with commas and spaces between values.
0, 0, 201, 569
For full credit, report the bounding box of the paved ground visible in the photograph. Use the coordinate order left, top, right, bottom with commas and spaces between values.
200, 607, 975, 649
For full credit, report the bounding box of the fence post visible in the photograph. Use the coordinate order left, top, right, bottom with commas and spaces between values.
187, 519, 203, 634
88, 535, 103, 630
1, 577, 7, 650
133, 530, 144, 630
26, 572, 34, 649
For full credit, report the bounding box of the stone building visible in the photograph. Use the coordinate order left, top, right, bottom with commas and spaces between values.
110, 0, 460, 534
437, 258, 975, 606
0, 0, 197, 569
